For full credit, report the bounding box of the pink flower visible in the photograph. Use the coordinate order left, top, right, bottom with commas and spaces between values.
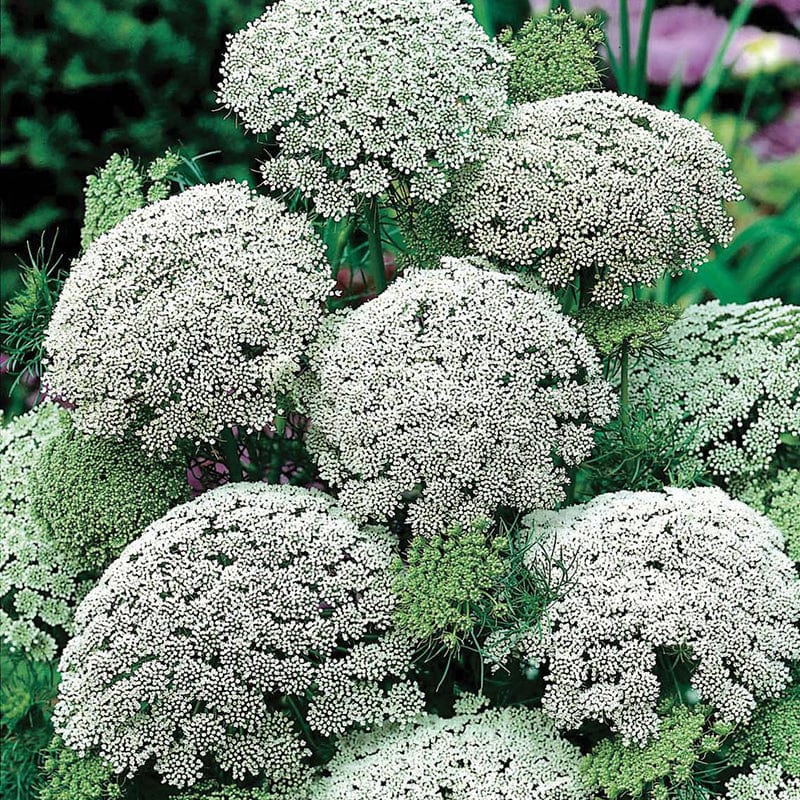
749, 94, 800, 160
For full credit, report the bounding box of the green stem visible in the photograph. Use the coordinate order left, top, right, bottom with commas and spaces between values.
618, 0, 631, 91
366, 197, 388, 295
620, 340, 630, 424
220, 428, 244, 482
578, 266, 596, 308
633, 0, 655, 98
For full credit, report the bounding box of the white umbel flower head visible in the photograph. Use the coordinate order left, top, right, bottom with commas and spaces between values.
725, 761, 800, 800
448, 92, 741, 306
299, 257, 617, 537
509, 487, 800, 745
629, 300, 800, 480
0, 404, 92, 661
53, 483, 422, 789
217, 0, 511, 220
307, 698, 586, 800
43, 181, 333, 456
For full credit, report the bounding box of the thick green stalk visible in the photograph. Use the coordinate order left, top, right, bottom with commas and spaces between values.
633, 0, 655, 98
618, 0, 632, 91
619, 340, 630, 425
220, 428, 244, 482
366, 197, 388, 295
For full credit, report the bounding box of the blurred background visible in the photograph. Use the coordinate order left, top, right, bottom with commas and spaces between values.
1, 0, 799, 405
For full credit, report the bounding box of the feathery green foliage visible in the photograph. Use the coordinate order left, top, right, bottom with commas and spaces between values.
37, 738, 123, 800
729, 684, 800, 776
499, 9, 603, 103
396, 199, 467, 272
29, 417, 189, 573
582, 703, 731, 799
0, 236, 64, 379
576, 403, 708, 500
0, 646, 59, 800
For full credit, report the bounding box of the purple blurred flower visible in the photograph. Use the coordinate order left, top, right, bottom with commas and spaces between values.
750, 94, 800, 159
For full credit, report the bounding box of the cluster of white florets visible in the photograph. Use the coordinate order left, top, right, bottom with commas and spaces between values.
0, 404, 92, 661
299, 258, 617, 537
508, 487, 800, 745
725, 761, 800, 800
448, 92, 741, 306
307, 696, 585, 799
217, 0, 511, 219
630, 300, 800, 480
53, 484, 422, 789
43, 181, 332, 455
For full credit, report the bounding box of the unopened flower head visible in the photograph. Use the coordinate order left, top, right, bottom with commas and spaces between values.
307, 698, 585, 799
509, 487, 800, 745
43, 182, 333, 455
630, 300, 800, 480
217, 0, 511, 219
0, 404, 92, 661
448, 91, 741, 306
53, 483, 422, 789
300, 257, 617, 537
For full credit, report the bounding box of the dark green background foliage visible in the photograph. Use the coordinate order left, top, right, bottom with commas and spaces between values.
0, 0, 269, 279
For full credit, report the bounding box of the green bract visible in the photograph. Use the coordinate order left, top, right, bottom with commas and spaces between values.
392, 519, 507, 650
500, 9, 603, 103
576, 301, 682, 359
29, 416, 189, 574
729, 685, 800, 777
37, 738, 122, 800
80, 150, 181, 250
582, 704, 730, 799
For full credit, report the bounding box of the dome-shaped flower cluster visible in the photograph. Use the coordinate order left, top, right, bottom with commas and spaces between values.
300, 258, 617, 537
448, 91, 741, 306
629, 300, 800, 480
307, 696, 585, 799
217, 0, 511, 220
511, 487, 800, 745
0, 405, 92, 661
53, 483, 422, 789
29, 416, 189, 573
43, 181, 333, 455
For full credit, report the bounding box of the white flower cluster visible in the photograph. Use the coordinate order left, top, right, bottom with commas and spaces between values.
53, 483, 422, 789
725, 762, 800, 800
630, 300, 800, 480
43, 181, 332, 455
512, 487, 800, 745
0, 404, 91, 661
307, 697, 585, 800
300, 258, 617, 537
217, 0, 510, 219
448, 92, 741, 306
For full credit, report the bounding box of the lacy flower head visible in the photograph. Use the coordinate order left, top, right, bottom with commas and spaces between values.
53, 483, 422, 789
306, 696, 585, 800
0, 404, 92, 661
299, 257, 617, 537
217, 0, 510, 219
448, 91, 741, 306
508, 487, 800, 745
629, 300, 800, 481
725, 761, 800, 800
43, 181, 332, 456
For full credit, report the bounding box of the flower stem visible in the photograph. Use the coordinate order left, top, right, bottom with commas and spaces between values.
220, 428, 244, 482
366, 197, 387, 295
619, 340, 630, 425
